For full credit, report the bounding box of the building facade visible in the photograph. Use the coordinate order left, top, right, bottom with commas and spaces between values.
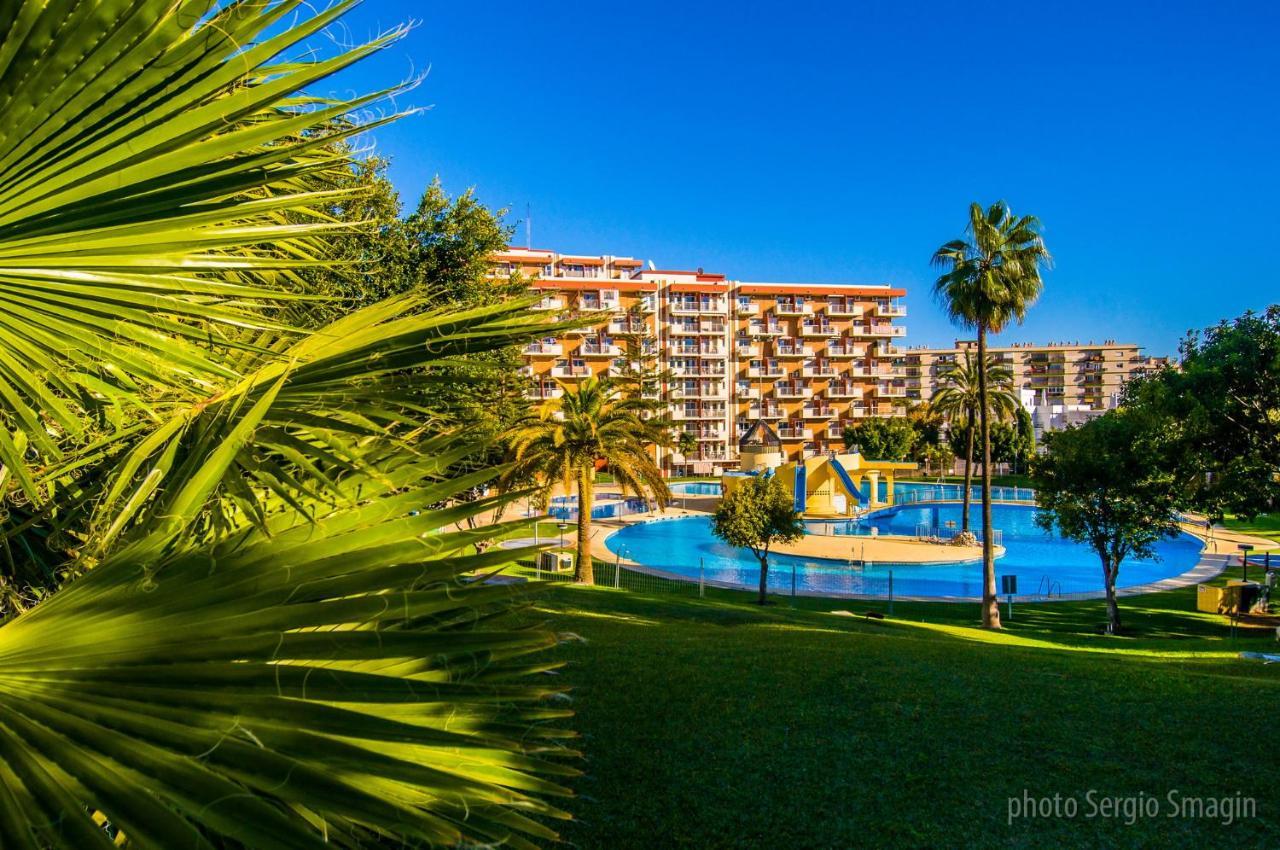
901, 340, 1167, 412
492, 247, 908, 475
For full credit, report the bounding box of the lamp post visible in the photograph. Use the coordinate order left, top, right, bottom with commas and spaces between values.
558, 522, 569, 551
1239, 544, 1254, 582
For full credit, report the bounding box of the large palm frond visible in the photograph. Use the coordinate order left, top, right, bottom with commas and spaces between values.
0, 444, 577, 849
0, 0, 413, 492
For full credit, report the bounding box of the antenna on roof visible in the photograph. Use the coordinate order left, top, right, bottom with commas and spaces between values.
525, 203, 532, 250
647, 260, 656, 271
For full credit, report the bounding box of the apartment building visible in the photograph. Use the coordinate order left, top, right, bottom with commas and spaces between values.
901, 340, 1168, 411
492, 247, 908, 475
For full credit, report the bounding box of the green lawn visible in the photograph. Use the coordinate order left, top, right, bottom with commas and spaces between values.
530, 562, 1280, 849
1224, 512, 1280, 544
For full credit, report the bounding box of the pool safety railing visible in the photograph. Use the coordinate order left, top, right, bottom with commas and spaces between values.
531, 553, 898, 608
892, 485, 1037, 506
1036, 575, 1063, 599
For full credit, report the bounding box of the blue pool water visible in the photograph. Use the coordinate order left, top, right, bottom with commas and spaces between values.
669, 481, 724, 496
549, 495, 649, 521
604, 503, 1204, 599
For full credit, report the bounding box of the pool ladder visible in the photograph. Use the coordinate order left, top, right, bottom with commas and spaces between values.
1036, 576, 1062, 599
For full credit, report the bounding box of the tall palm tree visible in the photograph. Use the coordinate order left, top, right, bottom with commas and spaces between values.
931, 352, 1019, 532
932, 202, 1050, 629
506, 377, 670, 583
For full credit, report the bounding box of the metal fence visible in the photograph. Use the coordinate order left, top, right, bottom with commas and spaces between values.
531, 556, 900, 608
893, 484, 1036, 505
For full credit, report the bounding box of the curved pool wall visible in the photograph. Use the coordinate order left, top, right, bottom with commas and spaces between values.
604, 504, 1205, 599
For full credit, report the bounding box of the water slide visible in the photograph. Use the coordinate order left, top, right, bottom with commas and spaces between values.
793, 463, 806, 513
828, 457, 863, 507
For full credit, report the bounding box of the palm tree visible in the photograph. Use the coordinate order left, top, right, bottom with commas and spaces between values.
0, 2, 578, 845
506, 377, 670, 583
931, 352, 1020, 533
932, 202, 1050, 628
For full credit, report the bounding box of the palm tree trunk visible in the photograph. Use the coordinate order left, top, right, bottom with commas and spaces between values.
575, 467, 594, 584
977, 324, 1001, 628
757, 554, 769, 605
961, 407, 975, 533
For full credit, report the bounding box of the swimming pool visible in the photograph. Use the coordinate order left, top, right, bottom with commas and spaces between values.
549, 495, 649, 521
669, 481, 724, 496
604, 503, 1204, 599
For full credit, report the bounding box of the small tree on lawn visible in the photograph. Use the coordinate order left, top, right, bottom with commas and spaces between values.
711, 475, 805, 605
1031, 408, 1182, 634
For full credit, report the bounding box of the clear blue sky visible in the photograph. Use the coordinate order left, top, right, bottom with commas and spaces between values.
324, 0, 1278, 356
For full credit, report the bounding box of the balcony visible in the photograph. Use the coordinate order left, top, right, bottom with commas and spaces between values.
737, 385, 760, 399
825, 383, 863, 399
843, 406, 871, 419
671, 299, 726, 315
752, 405, 785, 420
735, 339, 760, 357
875, 342, 901, 357
863, 323, 905, 337
777, 424, 813, 440
877, 383, 907, 397
735, 298, 758, 315
775, 342, 812, 359
774, 384, 812, 399
523, 342, 563, 356
579, 342, 622, 357
698, 346, 726, 358
696, 323, 728, 335
749, 320, 785, 336
607, 319, 649, 335
550, 365, 593, 380
747, 363, 786, 379
525, 386, 565, 401
774, 299, 811, 316
671, 361, 725, 377
826, 342, 862, 358
826, 299, 863, 317
669, 322, 701, 335
532, 296, 566, 311
802, 405, 836, 420
802, 362, 838, 378
800, 321, 838, 338
874, 301, 907, 317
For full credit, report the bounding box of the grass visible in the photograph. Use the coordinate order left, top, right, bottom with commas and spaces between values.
531, 560, 1280, 848
1224, 512, 1280, 544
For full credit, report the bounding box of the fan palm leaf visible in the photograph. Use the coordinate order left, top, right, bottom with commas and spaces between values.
0, 0, 414, 493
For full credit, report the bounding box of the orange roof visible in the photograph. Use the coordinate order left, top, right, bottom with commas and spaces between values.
670, 282, 729, 293
736, 284, 906, 297
612, 258, 643, 266
559, 257, 605, 266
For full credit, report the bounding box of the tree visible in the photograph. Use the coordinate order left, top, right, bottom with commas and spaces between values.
930, 352, 1019, 533
505, 378, 670, 583
842, 416, 917, 461
933, 202, 1050, 628
711, 475, 805, 604
1031, 409, 1183, 634
1124, 305, 1280, 522
0, 3, 574, 845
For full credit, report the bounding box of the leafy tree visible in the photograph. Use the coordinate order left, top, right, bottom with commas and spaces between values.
505, 378, 670, 583
1032, 409, 1183, 634
930, 352, 1019, 532
842, 416, 917, 461
0, 3, 575, 845
933, 202, 1051, 628
711, 475, 805, 604
1125, 305, 1280, 521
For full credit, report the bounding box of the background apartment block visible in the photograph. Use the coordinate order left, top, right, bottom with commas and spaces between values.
901, 340, 1166, 412
492, 247, 908, 475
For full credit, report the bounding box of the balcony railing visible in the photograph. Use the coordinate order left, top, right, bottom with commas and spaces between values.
579, 343, 622, 357
525, 386, 565, 401
777, 424, 813, 440
826, 342, 861, 358
775, 343, 812, 358
802, 405, 836, 420
825, 383, 863, 399
749, 321, 785, 336
523, 342, 563, 355
774, 300, 811, 316
532, 297, 565, 311
800, 322, 838, 338
774, 384, 812, 399
550, 366, 593, 379
802, 363, 838, 378
825, 300, 863, 317
874, 302, 907, 317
